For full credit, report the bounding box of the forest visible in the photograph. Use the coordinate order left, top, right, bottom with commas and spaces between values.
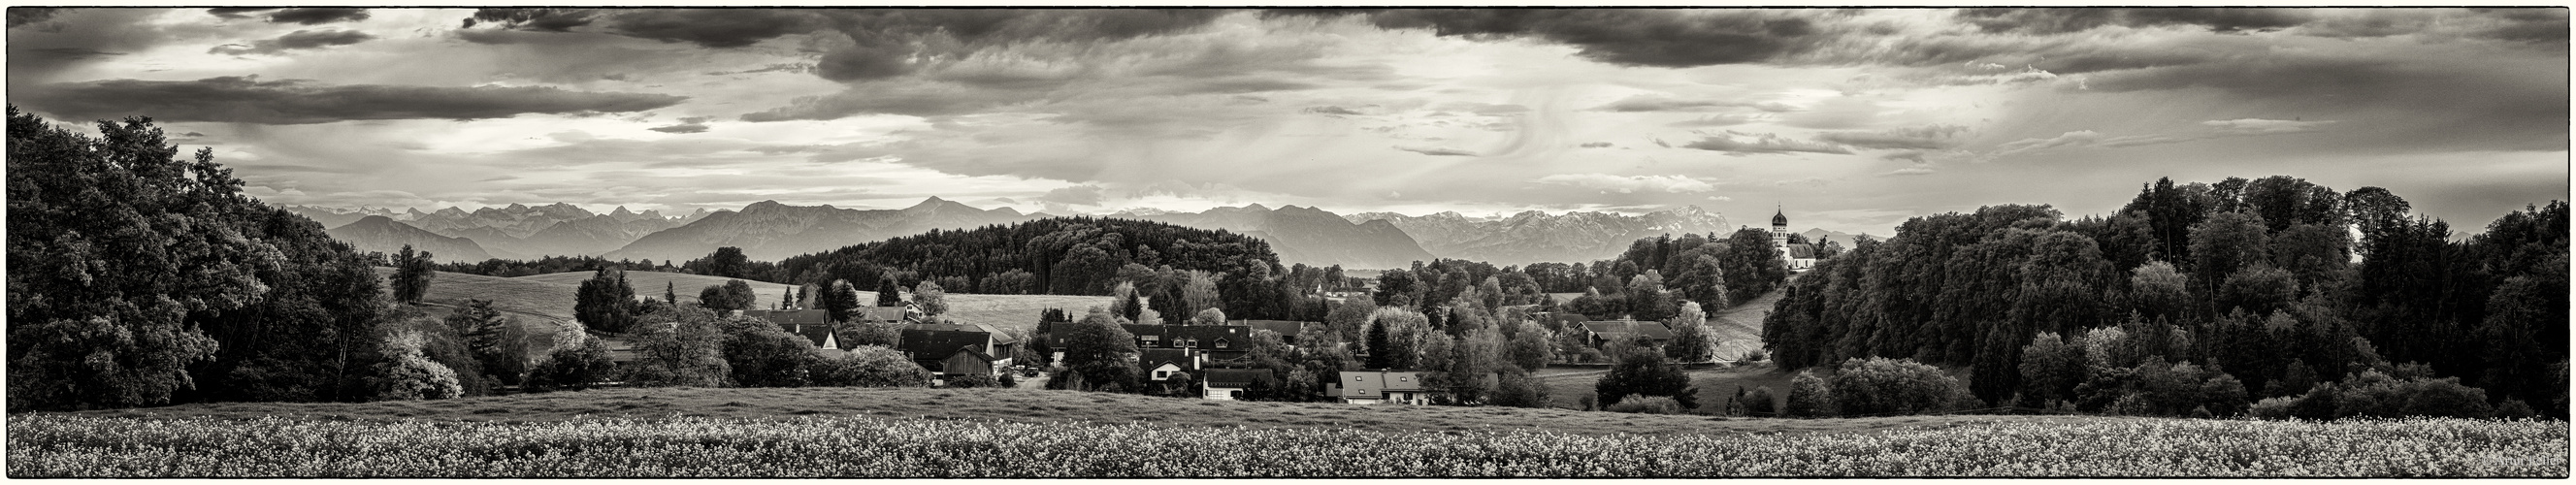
1761, 176, 2568, 417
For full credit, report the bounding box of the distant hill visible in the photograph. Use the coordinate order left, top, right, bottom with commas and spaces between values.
277, 205, 403, 229
1345, 206, 1732, 265
607, 197, 1037, 263
1117, 204, 1434, 270
326, 216, 495, 262
408, 204, 708, 259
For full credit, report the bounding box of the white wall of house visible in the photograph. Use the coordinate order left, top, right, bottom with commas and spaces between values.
1203, 385, 1244, 401
1149, 363, 1183, 381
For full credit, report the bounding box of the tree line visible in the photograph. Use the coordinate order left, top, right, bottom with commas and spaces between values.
1761, 175, 2567, 418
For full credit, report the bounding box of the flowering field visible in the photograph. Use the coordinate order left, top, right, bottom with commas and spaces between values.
9, 414, 2563, 477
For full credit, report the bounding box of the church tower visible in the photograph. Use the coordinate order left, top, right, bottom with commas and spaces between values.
1771, 207, 1790, 258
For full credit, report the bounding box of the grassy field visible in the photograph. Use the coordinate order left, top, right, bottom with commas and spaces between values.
54, 386, 2111, 436
516, 271, 799, 309
15, 389, 2566, 477
1542, 363, 1802, 411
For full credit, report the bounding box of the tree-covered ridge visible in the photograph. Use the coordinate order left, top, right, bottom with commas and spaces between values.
8, 106, 398, 409
776, 216, 1283, 297
1762, 175, 2568, 415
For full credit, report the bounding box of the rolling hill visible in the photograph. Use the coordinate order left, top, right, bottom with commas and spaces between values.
331, 216, 496, 263
605, 198, 1038, 263
515, 271, 800, 310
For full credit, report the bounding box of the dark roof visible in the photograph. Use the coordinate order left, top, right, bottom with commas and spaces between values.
1122, 324, 1252, 348
742, 309, 830, 326
852, 306, 909, 323
1581, 320, 1676, 340
788, 324, 837, 348
1772, 209, 1788, 226
904, 322, 1020, 344
899, 329, 994, 362
1535, 312, 1588, 327
1203, 368, 1270, 388
1140, 348, 1195, 373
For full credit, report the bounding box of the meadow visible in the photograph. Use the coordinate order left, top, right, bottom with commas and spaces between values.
12, 409, 2562, 477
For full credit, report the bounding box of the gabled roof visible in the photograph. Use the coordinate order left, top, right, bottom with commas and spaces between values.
741, 309, 831, 326
1534, 311, 1588, 327
904, 321, 1020, 344
1333, 371, 1429, 398
1122, 324, 1252, 348
852, 306, 909, 323
1581, 320, 1676, 340
788, 324, 837, 348
1234, 320, 1319, 338
899, 329, 993, 361
1203, 368, 1269, 388
1140, 348, 1195, 373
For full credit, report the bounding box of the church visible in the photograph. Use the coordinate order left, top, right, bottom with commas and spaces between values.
1772, 209, 1817, 273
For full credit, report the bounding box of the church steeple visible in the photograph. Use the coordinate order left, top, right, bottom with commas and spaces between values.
1771, 206, 1788, 227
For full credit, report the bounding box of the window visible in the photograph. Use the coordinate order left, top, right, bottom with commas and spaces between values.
1155, 371, 1168, 379
1214, 339, 1229, 348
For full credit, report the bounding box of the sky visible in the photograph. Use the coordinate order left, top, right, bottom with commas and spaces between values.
8, 7, 2568, 236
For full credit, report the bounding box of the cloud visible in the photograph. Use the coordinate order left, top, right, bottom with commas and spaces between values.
1984, 130, 2104, 160
648, 123, 708, 134
10, 8, 67, 28
1358, 9, 1843, 67
1679, 131, 1851, 155
1533, 174, 1714, 193
1815, 124, 1969, 150
1037, 184, 1108, 206
1579, 142, 1613, 148
1397, 146, 1478, 156
1670, 113, 1754, 127
2203, 118, 2334, 135
267, 8, 370, 25
1882, 166, 1937, 176
1305, 106, 1366, 115
596, 9, 818, 48
1592, 95, 1790, 113
209, 29, 375, 55
1955, 8, 2313, 34
20, 76, 688, 124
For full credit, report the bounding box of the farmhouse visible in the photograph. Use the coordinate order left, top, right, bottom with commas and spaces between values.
1141, 347, 1202, 382
1328, 371, 1437, 404
1231, 319, 1323, 345
898, 322, 1019, 376
740, 308, 848, 355
1581, 320, 1676, 347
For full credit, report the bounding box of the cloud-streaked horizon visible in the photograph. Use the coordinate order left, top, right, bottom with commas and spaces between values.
8, 8, 2565, 236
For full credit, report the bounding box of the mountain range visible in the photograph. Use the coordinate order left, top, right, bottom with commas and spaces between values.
290, 199, 1789, 270
1344, 206, 1735, 266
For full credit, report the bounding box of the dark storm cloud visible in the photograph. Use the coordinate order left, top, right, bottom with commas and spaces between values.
205, 8, 277, 19
267, 8, 370, 25
210, 29, 375, 56
1815, 124, 1968, 150
1956, 8, 2313, 34
10, 8, 67, 28
1360, 9, 1839, 67
805, 10, 1229, 81
1679, 132, 1850, 155
25, 48, 121, 59
2465, 8, 2571, 44
592, 9, 818, 48
466, 8, 599, 32
20, 76, 687, 124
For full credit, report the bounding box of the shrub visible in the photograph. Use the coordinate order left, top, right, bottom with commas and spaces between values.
2495, 399, 2539, 419
375, 331, 462, 401
526, 328, 614, 393
1595, 344, 1695, 409
998, 373, 1019, 388
811, 346, 931, 388
2249, 397, 2297, 420
2332, 371, 2494, 419
945, 373, 1000, 389
1782, 371, 1833, 418
1607, 396, 1681, 414
1578, 394, 1597, 411
2289, 383, 2339, 420
1741, 348, 1769, 363
1744, 386, 1778, 416
1488, 371, 1552, 408
1827, 357, 1962, 417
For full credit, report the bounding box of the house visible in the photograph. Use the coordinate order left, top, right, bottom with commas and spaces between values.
1328, 371, 1436, 404
740, 309, 847, 354
1581, 320, 1676, 348
939, 348, 998, 377
898, 322, 1020, 376
1531, 311, 1589, 332
1232, 320, 1323, 345
1122, 324, 1254, 362
1201, 368, 1270, 401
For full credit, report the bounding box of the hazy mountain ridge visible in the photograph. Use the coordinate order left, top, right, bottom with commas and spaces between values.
323, 215, 494, 263
1345, 206, 1733, 265
1116, 204, 1435, 270
603, 197, 1038, 263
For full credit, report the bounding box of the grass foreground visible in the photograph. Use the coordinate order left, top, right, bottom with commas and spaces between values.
13, 388, 2568, 477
